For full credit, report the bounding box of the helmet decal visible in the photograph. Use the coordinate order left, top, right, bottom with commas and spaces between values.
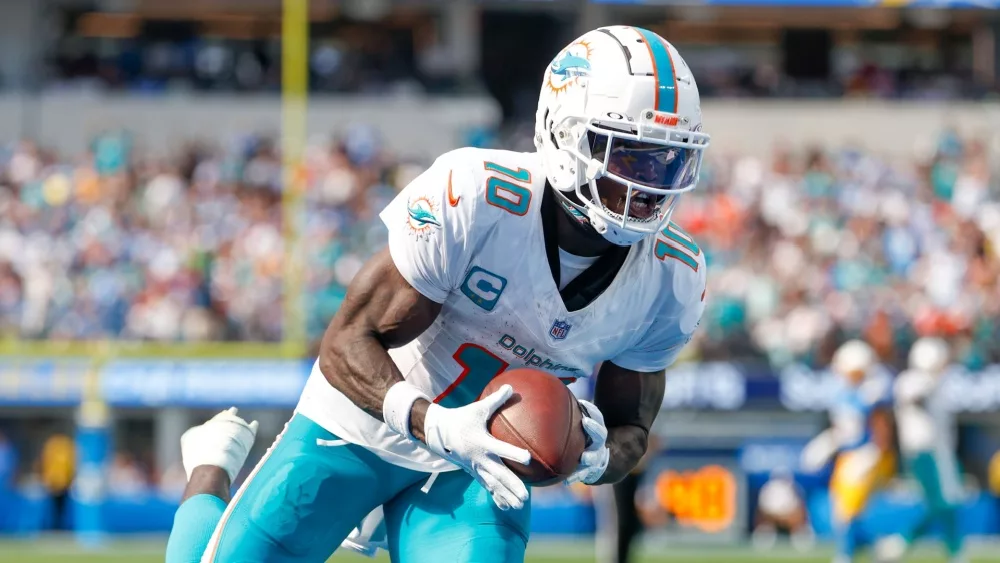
634, 27, 679, 113
545, 40, 594, 96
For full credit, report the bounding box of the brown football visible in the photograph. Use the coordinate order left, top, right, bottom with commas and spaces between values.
479, 368, 587, 487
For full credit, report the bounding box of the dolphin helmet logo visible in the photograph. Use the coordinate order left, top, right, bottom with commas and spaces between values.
546, 40, 594, 95
550, 53, 591, 78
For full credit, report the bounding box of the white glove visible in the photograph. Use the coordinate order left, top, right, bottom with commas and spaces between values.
180, 407, 258, 483
565, 399, 610, 485
423, 384, 532, 510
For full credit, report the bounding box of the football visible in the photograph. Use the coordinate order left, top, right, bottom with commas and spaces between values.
479, 368, 588, 487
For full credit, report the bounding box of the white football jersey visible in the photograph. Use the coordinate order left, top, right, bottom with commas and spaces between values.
894, 369, 956, 455
296, 147, 706, 473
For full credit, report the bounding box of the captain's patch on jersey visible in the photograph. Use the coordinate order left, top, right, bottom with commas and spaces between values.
549, 319, 572, 340
461, 266, 507, 312
405, 195, 441, 240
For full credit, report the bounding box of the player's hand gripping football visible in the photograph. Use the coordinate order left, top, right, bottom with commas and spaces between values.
422, 384, 532, 510
565, 399, 610, 485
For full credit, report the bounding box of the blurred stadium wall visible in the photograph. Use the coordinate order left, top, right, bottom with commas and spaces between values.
0, 0, 999, 556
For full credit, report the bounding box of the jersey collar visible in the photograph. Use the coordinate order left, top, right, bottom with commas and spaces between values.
541, 185, 632, 312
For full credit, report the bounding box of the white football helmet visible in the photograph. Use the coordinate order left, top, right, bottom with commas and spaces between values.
909, 337, 949, 374
534, 26, 710, 246
832, 340, 876, 379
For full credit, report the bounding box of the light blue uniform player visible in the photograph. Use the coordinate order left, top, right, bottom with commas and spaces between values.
166, 25, 711, 563
801, 340, 896, 563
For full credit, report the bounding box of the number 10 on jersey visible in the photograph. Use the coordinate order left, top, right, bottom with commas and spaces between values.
484, 162, 532, 216
434, 344, 510, 408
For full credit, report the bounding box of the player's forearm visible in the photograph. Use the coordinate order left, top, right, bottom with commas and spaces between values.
896, 377, 934, 405
320, 327, 434, 443
594, 424, 648, 485
317, 248, 442, 426
319, 329, 406, 421
182, 466, 231, 503
590, 363, 664, 485
409, 399, 430, 442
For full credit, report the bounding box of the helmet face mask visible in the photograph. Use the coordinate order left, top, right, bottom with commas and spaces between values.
573, 113, 707, 244
535, 27, 710, 246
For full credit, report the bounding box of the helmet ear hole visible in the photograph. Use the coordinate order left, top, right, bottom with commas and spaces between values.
549, 151, 578, 191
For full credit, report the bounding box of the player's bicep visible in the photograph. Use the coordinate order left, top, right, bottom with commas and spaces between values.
323, 248, 442, 349
593, 362, 666, 432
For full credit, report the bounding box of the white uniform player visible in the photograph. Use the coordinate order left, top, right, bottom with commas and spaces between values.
187, 25, 710, 563
877, 338, 966, 563
297, 147, 706, 474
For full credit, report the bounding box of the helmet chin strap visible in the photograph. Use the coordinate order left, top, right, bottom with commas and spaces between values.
586, 207, 608, 234
552, 188, 613, 246
594, 219, 647, 246
553, 186, 647, 247
580, 174, 656, 246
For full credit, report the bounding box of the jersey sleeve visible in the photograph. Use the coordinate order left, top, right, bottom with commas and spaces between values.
893, 370, 934, 405
379, 149, 479, 303
860, 372, 893, 408
611, 251, 708, 372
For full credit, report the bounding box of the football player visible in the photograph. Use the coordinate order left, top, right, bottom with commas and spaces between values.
877, 338, 966, 563
751, 467, 815, 553
801, 340, 896, 563
167, 25, 709, 563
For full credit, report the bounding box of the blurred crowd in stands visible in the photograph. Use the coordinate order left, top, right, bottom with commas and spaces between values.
0, 126, 997, 370
688, 131, 999, 369
48, 37, 476, 96
0, 126, 406, 343
695, 61, 990, 101
47, 36, 994, 102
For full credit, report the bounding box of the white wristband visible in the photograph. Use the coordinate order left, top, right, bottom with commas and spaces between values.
383, 381, 430, 438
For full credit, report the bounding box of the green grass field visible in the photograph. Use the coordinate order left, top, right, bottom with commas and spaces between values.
0, 537, 998, 563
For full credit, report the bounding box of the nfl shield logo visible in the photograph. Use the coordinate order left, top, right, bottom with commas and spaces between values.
549, 320, 571, 340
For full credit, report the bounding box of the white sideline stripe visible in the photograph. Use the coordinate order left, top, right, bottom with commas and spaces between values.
316, 439, 348, 447
201, 422, 290, 562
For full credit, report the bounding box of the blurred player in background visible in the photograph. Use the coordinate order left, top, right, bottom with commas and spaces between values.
877, 338, 966, 563
751, 467, 815, 553
573, 364, 657, 563
593, 434, 660, 563
992, 451, 1000, 499
39, 432, 75, 531
801, 340, 895, 563
165, 25, 709, 563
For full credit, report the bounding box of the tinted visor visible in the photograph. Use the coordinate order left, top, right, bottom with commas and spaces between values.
589, 132, 699, 191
